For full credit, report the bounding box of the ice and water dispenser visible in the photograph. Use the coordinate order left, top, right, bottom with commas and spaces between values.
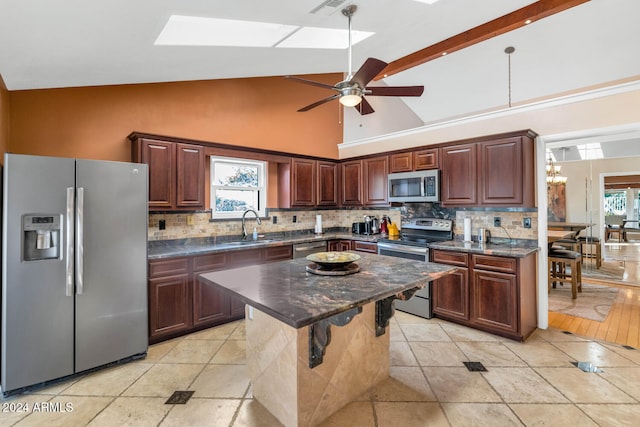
22, 214, 62, 261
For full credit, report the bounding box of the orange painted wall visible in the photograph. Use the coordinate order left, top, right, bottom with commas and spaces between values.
0, 75, 9, 165
8, 75, 343, 162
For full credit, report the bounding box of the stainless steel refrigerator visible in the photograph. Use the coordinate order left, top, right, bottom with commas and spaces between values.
1, 154, 148, 395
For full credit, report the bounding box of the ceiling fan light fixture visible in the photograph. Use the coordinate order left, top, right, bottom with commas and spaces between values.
339, 93, 362, 107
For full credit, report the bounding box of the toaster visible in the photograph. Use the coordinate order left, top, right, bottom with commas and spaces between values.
352, 222, 367, 234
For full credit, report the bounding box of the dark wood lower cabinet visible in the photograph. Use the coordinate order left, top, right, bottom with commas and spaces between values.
328, 239, 377, 253
431, 249, 537, 341
148, 245, 293, 344
328, 239, 353, 251
432, 268, 469, 321
193, 278, 227, 327
149, 273, 191, 338
472, 270, 517, 334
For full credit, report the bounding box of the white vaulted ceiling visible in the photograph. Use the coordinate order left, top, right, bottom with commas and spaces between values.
1, 0, 639, 144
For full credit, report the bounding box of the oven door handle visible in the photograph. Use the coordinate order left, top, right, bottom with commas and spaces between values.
377, 242, 428, 255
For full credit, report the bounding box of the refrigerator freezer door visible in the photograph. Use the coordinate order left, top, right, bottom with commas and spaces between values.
74, 159, 148, 372
2, 154, 76, 392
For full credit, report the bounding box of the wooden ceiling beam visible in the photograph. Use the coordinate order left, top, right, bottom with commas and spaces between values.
374, 0, 591, 80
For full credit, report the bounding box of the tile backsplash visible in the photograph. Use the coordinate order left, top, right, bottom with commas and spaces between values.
148, 209, 403, 241
148, 206, 537, 241
454, 211, 538, 241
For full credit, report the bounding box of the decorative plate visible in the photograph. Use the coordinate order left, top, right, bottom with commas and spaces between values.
306, 251, 361, 269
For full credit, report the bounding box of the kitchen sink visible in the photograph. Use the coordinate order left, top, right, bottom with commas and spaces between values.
223, 239, 277, 246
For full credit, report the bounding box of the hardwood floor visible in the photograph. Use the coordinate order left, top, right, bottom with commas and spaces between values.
548, 241, 640, 348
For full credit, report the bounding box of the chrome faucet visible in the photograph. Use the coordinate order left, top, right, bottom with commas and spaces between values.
241, 209, 261, 240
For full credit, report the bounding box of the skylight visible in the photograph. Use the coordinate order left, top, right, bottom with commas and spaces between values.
577, 143, 604, 160
155, 15, 299, 47
155, 15, 374, 49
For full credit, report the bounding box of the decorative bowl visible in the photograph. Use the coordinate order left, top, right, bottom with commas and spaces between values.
306, 251, 360, 269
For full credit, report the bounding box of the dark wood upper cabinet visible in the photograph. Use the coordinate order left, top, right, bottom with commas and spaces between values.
389, 148, 439, 173
139, 140, 174, 209
414, 148, 440, 170
341, 160, 363, 206
441, 143, 477, 206
389, 152, 413, 173
132, 138, 205, 211
279, 159, 338, 208
363, 156, 389, 206
441, 132, 535, 207
290, 158, 316, 207
479, 136, 535, 207
317, 161, 339, 206
176, 143, 205, 208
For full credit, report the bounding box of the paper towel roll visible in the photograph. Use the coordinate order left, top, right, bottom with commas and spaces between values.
315, 214, 323, 234
463, 217, 472, 242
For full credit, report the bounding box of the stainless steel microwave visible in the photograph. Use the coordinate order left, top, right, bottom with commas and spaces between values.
388, 170, 439, 202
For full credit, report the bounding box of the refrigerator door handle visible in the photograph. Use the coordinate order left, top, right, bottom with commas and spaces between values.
65, 187, 75, 297
76, 187, 84, 295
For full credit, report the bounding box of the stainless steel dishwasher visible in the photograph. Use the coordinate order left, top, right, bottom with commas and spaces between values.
293, 241, 327, 258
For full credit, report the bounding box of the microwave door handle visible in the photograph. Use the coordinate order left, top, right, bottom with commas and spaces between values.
421, 176, 426, 197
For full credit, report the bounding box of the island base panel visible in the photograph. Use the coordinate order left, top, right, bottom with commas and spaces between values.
246, 302, 390, 427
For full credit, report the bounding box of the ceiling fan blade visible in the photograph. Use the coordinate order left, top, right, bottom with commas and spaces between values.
284, 75, 337, 91
298, 94, 341, 112
355, 97, 375, 115
366, 86, 425, 97
350, 58, 388, 88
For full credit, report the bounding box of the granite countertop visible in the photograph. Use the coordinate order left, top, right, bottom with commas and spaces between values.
148, 231, 540, 260
198, 252, 457, 329
428, 239, 540, 258
147, 231, 380, 259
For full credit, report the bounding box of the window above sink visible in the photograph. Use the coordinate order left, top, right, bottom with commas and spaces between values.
210, 156, 266, 220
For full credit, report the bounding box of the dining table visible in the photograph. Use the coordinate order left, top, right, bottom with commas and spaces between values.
547, 222, 594, 234
547, 229, 575, 251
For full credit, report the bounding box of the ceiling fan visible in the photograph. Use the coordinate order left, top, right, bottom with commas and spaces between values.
285, 5, 424, 115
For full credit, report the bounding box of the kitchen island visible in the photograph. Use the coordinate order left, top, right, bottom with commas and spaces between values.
198, 252, 456, 427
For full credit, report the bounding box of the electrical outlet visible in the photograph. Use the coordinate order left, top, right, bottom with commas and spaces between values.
272, 216, 278, 224
186, 215, 194, 225
523, 217, 531, 228
494, 217, 501, 227
159, 219, 166, 230
292, 215, 297, 223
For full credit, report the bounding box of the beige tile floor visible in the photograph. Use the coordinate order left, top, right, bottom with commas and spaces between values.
2, 312, 640, 426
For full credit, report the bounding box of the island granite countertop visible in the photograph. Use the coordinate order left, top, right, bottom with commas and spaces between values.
198, 252, 457, 329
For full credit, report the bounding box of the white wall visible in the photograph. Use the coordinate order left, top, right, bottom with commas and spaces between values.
339, 83, 640, 159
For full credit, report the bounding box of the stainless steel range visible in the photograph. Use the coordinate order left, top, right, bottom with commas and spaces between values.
377, 217, 453, 318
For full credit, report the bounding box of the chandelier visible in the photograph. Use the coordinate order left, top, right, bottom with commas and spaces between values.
546, 157, 567, 184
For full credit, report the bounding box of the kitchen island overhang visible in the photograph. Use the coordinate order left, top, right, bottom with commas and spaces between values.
198, 252, 456, 329
198, 252, 456, 427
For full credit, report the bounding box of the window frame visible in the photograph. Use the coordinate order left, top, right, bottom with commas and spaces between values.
210, 155, 267, 220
